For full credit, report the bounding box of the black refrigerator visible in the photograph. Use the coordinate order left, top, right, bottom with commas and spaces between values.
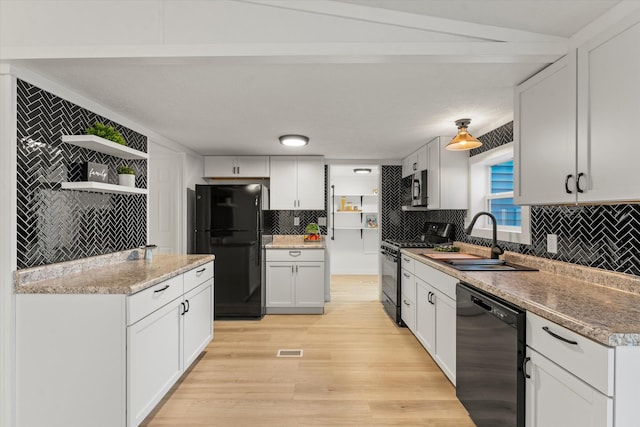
195, 184, 265, 319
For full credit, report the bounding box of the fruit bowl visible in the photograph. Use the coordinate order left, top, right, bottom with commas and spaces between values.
304, 234, 322, 242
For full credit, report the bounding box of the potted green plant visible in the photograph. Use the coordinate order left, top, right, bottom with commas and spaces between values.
117, 165, 135, 187
85, 122, 126, 146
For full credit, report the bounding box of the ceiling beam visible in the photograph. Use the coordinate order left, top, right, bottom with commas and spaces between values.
237, 0, 568, 43
2, 41, 566, 64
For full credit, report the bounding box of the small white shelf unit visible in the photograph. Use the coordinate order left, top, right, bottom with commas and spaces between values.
61, 181, 148, 195
60, 134, 148, 195
62, 135, 149, 160
331, 191, 379, 239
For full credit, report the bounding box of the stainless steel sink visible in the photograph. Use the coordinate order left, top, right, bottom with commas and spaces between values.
444, 259, 537, 271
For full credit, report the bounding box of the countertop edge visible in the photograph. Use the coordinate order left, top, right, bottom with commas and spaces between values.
15, 254, 215, 295
401, 248, 640, 347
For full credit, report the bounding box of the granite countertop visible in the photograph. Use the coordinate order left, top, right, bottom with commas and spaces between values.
15, 250, 215, 295
402, 244, 640, 347
264, 235, 326, 249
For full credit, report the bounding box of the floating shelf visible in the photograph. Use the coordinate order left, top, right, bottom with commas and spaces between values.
62, 135, 149, 160
333, 194, 378, 197
334, 210, 377, 214
61, 181, 148, 195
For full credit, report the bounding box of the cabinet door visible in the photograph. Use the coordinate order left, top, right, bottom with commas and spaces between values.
578, 17, 640, 203
128, 298, 183, 427
183, 280, 214, 369
236, 156, 270, 177
295, 262, 325, 306
401, 156, 413, 178
415, 280, 435, 354
269, 157, 298, 209
526, 348, 613, 427
265, 262, 295, 307
416, 144, 428, 172
296, 156, 325, 210
204, 156, 237, 177
434, 291, 456, 385
514, 52, 577, 205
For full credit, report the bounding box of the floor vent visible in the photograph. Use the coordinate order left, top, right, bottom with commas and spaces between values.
277, 349, 303, 358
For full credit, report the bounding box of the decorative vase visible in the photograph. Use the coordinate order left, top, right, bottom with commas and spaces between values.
118, 174, 135, 187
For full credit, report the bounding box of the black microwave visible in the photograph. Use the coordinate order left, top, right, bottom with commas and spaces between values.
401, 170, 428, 208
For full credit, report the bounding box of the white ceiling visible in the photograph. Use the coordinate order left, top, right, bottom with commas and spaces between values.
1, 0, 625, 160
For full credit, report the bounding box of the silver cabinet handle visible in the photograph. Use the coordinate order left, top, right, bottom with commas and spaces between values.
295, 265, 298, 273
403, 299, 410, 306
289, 251, 301, 257
403, 258, 411, 263
403, 272, 410, 278
196, 268, 206, 274
154, 284, 169, 293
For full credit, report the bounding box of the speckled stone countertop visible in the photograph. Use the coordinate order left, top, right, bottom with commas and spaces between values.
402, 243, 640, 347
15, 249, 215, 295
264, 235, 326, 249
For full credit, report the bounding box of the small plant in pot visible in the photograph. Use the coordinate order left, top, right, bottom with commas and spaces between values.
117, 165, 135, 187
85, 122, 127, 146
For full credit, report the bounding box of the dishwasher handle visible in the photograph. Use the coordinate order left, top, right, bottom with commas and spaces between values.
471, 295, 492, 312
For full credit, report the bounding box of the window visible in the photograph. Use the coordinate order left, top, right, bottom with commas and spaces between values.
488, 160, 521, 227
467, 142, 530, 245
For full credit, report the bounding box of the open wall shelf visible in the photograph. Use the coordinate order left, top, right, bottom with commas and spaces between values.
61, 182, 148, 195
62, 135, 149, 160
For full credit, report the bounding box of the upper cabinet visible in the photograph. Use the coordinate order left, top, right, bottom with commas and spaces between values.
515, 13, 640, 205
425, 136, 468, 210
402, 145, 428, 177
204, 156, 269, 178
269, 156, 324, 210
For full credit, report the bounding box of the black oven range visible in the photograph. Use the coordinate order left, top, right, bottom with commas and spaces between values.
380, 222, 454, 325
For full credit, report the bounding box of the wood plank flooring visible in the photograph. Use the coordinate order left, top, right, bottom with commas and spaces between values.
141, 275, 475, 426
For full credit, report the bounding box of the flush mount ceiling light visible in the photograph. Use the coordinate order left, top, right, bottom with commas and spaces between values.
445, 118, 482, 151
353, 168, 372, 174
279, 134, 309, 147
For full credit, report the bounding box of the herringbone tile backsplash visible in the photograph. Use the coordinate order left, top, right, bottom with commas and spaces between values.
382, 122, 640, 277
16, 80, 147, 269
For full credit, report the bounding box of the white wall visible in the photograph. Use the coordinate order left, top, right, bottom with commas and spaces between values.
0, 66, 18, 427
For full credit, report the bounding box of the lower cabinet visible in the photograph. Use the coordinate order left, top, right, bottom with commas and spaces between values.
525, 348, 613, 427
265, 249, 325, 314
409, 256, 457, 385
525, 311, 614, 427
15, 262, 214, 427
128, 278, 214, 427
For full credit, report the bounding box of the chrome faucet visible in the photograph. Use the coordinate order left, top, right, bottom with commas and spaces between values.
464, 212, 504, 259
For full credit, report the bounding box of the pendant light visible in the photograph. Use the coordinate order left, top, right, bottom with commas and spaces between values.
445, 118, 482, 151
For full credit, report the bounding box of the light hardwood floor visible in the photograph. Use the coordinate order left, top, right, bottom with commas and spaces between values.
141, 275, 475, 426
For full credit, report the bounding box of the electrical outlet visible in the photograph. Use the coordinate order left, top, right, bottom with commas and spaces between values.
317, 217, 327, 226
547, 234, 558, 254
294, 217, 300, 226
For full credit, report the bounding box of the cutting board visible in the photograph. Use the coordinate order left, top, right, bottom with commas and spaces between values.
422, 253, 483, 260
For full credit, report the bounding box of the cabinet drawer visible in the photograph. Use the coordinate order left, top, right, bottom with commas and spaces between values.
527, 311, 614, 396
400, 254, 415, 273
127, 275, 183, 325
266, 249, 325, 262
415, 262, 458, 300
184, 262, 214, 293
401, 270, 416, 301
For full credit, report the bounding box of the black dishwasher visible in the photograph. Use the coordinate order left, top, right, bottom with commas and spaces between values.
456, 282, 525, 427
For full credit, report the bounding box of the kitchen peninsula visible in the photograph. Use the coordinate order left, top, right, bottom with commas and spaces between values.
14, 250, 215, 427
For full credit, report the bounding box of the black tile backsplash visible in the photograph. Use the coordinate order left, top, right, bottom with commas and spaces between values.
16, 79, 147, 269
381, 122, 640, 277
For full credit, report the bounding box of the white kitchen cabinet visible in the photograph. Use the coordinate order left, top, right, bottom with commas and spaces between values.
576, 15, 640, 203
16, 262, 214, 427
400, 254, 416, 332
265, 249, 325, 313
128, 295, 183, 427
415, 279, 436, 354
425, 136, 468, 210
515, 12, 640, 205
204, 155, 269, 178
269, 156, 324, 210
412, 259, 457, 385
525, 312, 614, 427
525, 347, 613, 427
401, 144, 428, 177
